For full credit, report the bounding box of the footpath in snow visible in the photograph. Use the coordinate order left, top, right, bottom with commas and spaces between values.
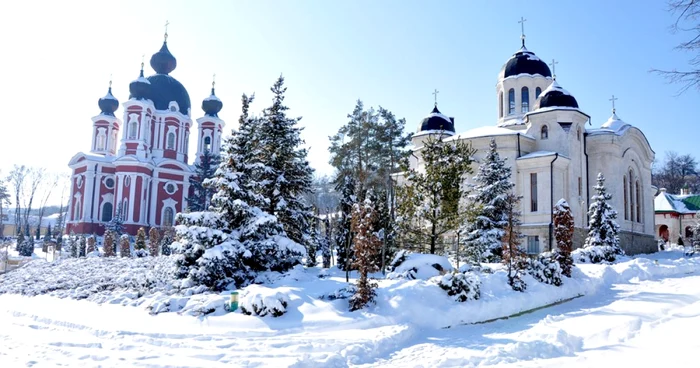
1, 249, 700, 366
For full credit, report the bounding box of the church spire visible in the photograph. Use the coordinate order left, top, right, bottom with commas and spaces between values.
609, 94, 618, 114
518, 17, 527, 48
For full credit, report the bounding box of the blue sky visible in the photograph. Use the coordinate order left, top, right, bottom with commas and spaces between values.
0, 0, 695, 203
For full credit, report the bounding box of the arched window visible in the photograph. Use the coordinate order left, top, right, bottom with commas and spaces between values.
204, 136, 211, 151
499, 91, 504, 118
129, 121, 137, 139
686, 226, 694, 238
101, 202, 113, 222
163, 207, 174, 227
535, 87, 542, 100
111, 130, 118, 151
636, 180, 641, 223
521, 87, 530, 113
577, 127, 581, 141
629, 170, 635, 222
623, 176, 629, 220
167, 132, 175, 150
123, 199, 129, 222
73, 198, 81, 221
96, 134, 106, 150
540, 125, 549, 139
508, 89, 515, 115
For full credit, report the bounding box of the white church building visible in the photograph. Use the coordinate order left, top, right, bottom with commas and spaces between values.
408, 37, 656, 255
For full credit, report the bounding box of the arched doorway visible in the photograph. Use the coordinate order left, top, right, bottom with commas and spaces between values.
659, 225, 670, 242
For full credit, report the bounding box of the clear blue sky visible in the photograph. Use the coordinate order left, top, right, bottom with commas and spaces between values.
0, 0, 695, 204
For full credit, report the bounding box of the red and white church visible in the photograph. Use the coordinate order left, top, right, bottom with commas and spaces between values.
66, 33, 225, 235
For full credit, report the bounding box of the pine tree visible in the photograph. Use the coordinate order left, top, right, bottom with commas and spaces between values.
134, 227, 147, 257
103, 230, 115, 257
106, 203, 124, 236
335, 175, 357, 271
69, 231, 78, 258
305, 210, 320, 268
349, 198, 381, 311
462, 139, 514, 263
258, 76, 315, 253
396, 134, 475, 254
320, 213, 332, 268
553, 199, 575, 277
78, 235, 86, 257
161, 227, 173, 256
42, 224, 51, 252
584, 173, 623, 258
119, 234, 131, 257
501, 192, 527, 292
16, 231, 24, 251
188, 149, 220, 212
149, 227, 160, 256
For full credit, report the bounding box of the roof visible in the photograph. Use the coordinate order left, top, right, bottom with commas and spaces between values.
534, 80, 579, 110
655, 192, 700, 214
499, 46, 552, 80
516, 151, 568, 160
418, 105, 455, 133
443, 126, 535, 142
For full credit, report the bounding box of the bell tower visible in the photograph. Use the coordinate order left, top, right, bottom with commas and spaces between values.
195, 75, 225, 163
91, 78, 121, 156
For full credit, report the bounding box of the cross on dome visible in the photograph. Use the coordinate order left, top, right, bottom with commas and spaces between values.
164, 20, 170, 41
609, 95, 618, 113
518, 17, 527, 46
212, 73, 216, 88
432, 88, 439, 106
549, 59, 558, 80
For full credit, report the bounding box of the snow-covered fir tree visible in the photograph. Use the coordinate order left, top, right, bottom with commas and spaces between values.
396, 134, 475, 255
320, 213, 332, 268
78, 235, 86, 257
15, 231, 24, 252
335, 175, 357, 271
371, 190, 396, 270
160, 228, 173, 256
103, 230, 115, 257
148, 227, 160, 256
187, 149, 220, 212
349, 198, 381, 311
461, 139, 514, 263
553, 199, 575, 277
106, 203, 124, 236
582, 173, 624, 262
501, 192, 527, 292
258, 76, 315, 255
134, 227, 148, 257
69, 231, 78, 258
18, 235, 33, 257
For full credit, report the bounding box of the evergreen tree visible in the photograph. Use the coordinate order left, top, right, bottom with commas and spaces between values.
553, 199, 575, 277
584, 173, 623, 253
335, 175, 356, 271
320, 213, 332, 268
305, 210, 320, 268
42, 224, 51, 252
188, 149, 220, 212
119, 234, 131, 257
19, 237, 33, 257
461, 139, 514, 263
349, 198, 381, 311
15, 231, 24, 251
103, 230, 115, 257
134, 227, 147, 257
78, 235, 86, 257
161, 228, 173, 256
258, 76, 315, 253
501, 192, 527, 292
106, 203, 124, 236
148, 227, 160, 256
371, 189, 396, 269
35, 226, 40, 240
396, 134, 475, 254
69, 232, 78, 258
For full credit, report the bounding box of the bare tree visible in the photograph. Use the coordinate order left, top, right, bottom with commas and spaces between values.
0, 171, 10, 237
652, 0, 700, 93
7, 165, 28, 235
21, 168, 45, 233
35, 172, 59, 239
652, 151, 699, 193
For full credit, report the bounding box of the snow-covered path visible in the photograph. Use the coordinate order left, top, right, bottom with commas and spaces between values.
2, 273, 700, 367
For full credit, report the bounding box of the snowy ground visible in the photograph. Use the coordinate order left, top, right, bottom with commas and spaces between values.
1, 251, 699, 367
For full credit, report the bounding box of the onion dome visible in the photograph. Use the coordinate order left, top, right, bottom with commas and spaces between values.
150, 41, 177, 75
147, 74, 191, 114
98, 80, 119, 116
499, 45, 552, 80
418, 105, 455, 133
129, 63, 151, 101
601, 112, 631, 132
202, 78, 222, 117
534, 79, 579, 110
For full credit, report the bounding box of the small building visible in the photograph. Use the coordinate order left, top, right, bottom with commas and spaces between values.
654, 188, 699, 244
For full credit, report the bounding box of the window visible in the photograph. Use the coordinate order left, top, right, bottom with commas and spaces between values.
101, 202, 113, 222
111, 130, 118, 151
629, 170, 635, 222
123, 199, 129, 221
535, 87, 542, 100
577, 127, 581, 141
499, 91, 504, 118
124, 176, 131, 187
636, 181, 641, 223
540, 125, 549, 140
521, 87, 530, 113
623, 176, 628, 220
204, 136, 211, 152
530, 173, 538, 212
105, 178, 115, 189
96, 134, 106, 150
508, 89, 515, 114
73, 198, 81, 221
578, 177, 582, 197
163, 207, 174, 227
129, 121, 137, 139
527, 236, 539, 254
165, 183, 177, 195
167, 132, 175, 150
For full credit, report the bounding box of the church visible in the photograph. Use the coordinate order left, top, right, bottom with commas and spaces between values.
66, 30, 225, 236
408, 35, 657, 255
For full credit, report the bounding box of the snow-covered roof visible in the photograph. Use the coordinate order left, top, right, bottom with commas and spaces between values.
497, 117, 527, 128
593, 112, 632, 135
203, 94, 221, 102
654, 192, 700, 214
412, 129, 455, 139
443, 126, 535, 142
516, 151, 568, 160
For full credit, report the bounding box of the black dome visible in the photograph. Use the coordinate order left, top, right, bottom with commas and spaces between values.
129, 68, 151, 101
500, 46, 552, 79
418, 106, 455, 133
202, 87, 223, 117
150, 41, 177, 75
146, 74, 191, 114
535, 80, 579, 110
98, 85, 119, 116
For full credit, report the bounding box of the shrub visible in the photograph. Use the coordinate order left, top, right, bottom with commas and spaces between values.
527, 252, 563, 286
119, 235, 131, 258
436, 272, 480, 302
573, 245, 622, 264
240, 289, 290, 317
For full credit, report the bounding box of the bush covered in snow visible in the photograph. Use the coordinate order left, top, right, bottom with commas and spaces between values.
573, 245, 623, 264
319, 284, 357, 301
240, 286, 291, 317
527, 253, 563, 286
386, 252, 453, 280
436, 272, 480, 302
